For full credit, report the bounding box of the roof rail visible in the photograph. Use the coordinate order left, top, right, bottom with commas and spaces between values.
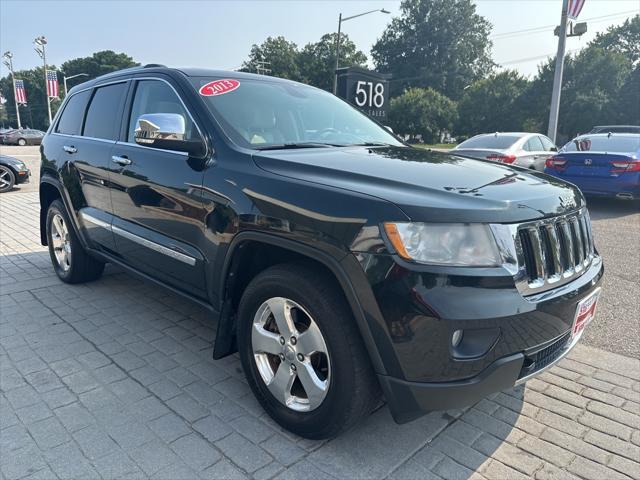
143, 63, 167, 68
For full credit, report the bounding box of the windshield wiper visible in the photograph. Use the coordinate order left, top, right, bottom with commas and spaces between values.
347, 142, 394, 147
254, 142, 336, 151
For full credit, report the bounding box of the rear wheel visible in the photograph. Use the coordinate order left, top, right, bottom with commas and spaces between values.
0, 166, 15, 192
17, 138, 26, 146
46, 199, 105, 283
237, 263, 380, 439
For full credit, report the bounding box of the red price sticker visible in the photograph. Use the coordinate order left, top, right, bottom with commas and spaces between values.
199, 79, 240, 96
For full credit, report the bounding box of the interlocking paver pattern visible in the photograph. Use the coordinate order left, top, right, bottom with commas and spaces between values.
2, 190, 639, 479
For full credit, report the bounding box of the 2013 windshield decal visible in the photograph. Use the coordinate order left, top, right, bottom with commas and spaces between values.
199, 79, 240, 96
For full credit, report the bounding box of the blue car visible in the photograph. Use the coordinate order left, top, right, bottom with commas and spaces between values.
544, 133, 640, 200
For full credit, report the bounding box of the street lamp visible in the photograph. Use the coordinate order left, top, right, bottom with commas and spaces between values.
33, 35, 52, 125
333, 8, 390, 95
62, 73, 89, 96
2, 51, 21, 128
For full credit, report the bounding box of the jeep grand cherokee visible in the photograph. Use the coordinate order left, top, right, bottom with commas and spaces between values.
39, 65, 603, 439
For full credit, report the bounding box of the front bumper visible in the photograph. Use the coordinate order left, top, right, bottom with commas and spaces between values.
16, 169, 31, 184
353, 249, 604, 424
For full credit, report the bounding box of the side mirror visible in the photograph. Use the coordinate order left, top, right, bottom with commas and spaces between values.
551, 146, 558, 152
134, 113, 205, 156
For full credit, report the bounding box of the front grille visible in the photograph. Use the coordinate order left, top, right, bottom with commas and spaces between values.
519, 331, 572, 379
516, 209, 594, 294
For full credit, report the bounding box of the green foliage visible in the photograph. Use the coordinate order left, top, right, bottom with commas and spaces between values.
590, 15, 639, 66
389, 87, 457, 143
240, 36, 302, 81
456, 71, 529, 136
0, 50, 137, 130
241, 33, 367, 91
372, 0, 494, 100
299, 33, 367, 92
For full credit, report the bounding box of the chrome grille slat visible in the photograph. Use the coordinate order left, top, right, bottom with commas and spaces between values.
511, 208, 595, 296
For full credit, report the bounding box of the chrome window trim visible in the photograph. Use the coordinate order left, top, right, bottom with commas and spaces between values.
79, 211, 196, 266
51, 76, 208, 157
50, 132, 117, 145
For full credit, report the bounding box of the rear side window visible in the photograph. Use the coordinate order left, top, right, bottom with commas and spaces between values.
55, 90, 91, 135
539, 136, 556, 151
524, 137, 544, 152
83, 83, 128, 140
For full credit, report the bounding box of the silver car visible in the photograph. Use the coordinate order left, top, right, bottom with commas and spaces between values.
452, 132, 558, 171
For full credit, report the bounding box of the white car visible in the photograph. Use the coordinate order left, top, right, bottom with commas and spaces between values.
452, 132, 558, 171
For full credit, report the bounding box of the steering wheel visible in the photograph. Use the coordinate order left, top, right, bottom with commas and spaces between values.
315, 128, 340, 141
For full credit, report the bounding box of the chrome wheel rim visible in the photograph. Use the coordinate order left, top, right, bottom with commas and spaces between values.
252, 297, 330, 412
51, 213, 71, 271
0, 167, 12, 190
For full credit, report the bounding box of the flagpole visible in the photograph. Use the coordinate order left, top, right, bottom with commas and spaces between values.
34, 36, 52, 126
2, 52, 21, 129
547, 0, 569, 144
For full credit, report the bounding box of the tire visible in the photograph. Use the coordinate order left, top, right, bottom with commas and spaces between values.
46, 199, 105, 283
237, 263, 380, 439
17, 138, 26, 146
0, 166, 15, 193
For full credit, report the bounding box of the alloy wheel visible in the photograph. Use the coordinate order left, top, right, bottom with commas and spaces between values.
0, 166, 14, 192
252, 297, 330, 412
51, 213, 72, 271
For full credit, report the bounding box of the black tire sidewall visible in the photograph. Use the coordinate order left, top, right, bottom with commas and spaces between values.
0, 166, 15, 193
237, 267, 363, 438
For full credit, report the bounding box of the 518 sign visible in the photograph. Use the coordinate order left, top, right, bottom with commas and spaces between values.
354, 81, 385, 109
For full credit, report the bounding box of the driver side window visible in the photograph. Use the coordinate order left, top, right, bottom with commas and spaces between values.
128, 80, 195, 143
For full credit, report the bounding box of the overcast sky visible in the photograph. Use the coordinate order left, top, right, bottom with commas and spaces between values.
1, 0, 638, 79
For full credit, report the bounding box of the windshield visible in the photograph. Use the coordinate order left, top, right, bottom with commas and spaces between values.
191, 77, 403, 149
457, 135, 522, 150
563, 135, 640, 153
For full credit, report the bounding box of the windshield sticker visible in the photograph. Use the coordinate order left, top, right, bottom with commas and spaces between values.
199, 79, 240, 96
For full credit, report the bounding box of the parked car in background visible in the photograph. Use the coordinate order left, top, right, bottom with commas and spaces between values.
589, 125, 640, 134
0, 128, 17, 143
452, 132, 557, 171
0, 154, 31, 192
2, 128, 46, 146
545, 133, 640, 200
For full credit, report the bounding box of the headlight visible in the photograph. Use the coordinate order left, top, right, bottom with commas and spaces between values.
383, 223, 501, 267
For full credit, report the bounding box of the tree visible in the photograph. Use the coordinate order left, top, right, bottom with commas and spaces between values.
240, 36, 302, 81
456, 71, 529, 136
590, 15, 639, 66
371, 0, 494, 99
299, 33, 367, 92
0, 50, 138, 130
388, 87, 457, 143
616, 66, 640, 124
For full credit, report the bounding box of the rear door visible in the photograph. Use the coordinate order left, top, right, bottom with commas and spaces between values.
521, 136, 546, 169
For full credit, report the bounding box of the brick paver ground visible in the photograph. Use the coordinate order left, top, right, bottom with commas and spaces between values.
1, 191, 639, 480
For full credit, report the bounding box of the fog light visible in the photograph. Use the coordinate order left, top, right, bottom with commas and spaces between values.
451, 329, 464, 347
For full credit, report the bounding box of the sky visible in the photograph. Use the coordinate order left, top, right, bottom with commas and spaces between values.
1, 0, 638, 80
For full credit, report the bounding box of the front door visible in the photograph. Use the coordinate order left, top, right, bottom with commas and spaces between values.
109, 78, 208, 299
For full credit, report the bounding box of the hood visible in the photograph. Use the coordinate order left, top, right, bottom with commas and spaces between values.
253, 146, 584, 223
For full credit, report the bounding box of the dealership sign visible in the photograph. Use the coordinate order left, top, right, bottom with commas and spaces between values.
335, 67, 391, 120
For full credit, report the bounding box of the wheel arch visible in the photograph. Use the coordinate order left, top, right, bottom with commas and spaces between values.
39, 177, 86, 248
213, 231, 387, 375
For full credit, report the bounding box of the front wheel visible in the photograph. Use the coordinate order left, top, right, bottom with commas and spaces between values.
46, 199, 105, 283
17, 138, 26, 146
237, 263, 380, 439
0, 166, 15, 192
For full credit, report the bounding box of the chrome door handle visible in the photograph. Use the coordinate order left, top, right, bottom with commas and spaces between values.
63, 145, 77, 154
111, 155, 131, 166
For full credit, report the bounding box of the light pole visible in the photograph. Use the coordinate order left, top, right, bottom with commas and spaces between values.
63, 73, 89, 96
333, 8, 390, 95
34, 35, 52, 126
2, 51, 21, 129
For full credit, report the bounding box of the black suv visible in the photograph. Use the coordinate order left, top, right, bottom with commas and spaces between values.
40, 66, 603, 439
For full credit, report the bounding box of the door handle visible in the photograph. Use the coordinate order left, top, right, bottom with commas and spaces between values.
111, 155, 132, 166
63, 145, 77, 154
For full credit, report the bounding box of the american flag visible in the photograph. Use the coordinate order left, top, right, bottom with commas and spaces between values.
567, 0, 585, 20
14, 79, 27, 105
46, 70, 59, 98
